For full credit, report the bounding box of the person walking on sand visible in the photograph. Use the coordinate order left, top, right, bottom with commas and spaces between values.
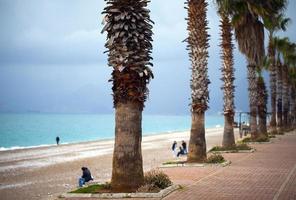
56, 136, 60, 145
172, 141, 177, 157
181, 140, 187, 154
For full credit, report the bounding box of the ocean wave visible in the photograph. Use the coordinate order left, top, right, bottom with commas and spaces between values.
0, 143, 68, 152
215, 124, 222, 128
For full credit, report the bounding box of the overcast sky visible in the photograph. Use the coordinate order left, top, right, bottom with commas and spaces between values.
0, 0, 295, 115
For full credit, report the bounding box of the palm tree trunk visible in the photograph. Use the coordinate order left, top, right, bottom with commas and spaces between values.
247, 64, 258, 139
222, 114, 235, 147
188, 111, 207, 162
257, 76, 268, 136
111, 102, 143, 191
291, 85, 296, 128
102, 0, 153, 191
282, 65, 289, 130
277, 62, 283, 133
185, 0, 209, 162
268, 36, 277, 134
220, 14, 235, 147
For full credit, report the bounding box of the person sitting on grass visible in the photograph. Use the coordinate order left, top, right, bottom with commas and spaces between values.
177, 146, 185, 157
181, 140, 187, 154
78, 167, 93, 187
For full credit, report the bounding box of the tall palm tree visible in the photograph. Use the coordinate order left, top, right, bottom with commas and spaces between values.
214, 0, 235, 147
281, 41, 296, 129
185, 0, 210, 162
229, 2, 265, 139
257, 72, 268, 136
273, 37, 289, 133
289, 55, 296, 128
264, 9, 290, 134
222, 0, 287, 139
276, 58, 284, 132
102, 0, 153, 191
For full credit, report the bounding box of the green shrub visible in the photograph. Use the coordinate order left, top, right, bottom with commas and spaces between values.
268, 135, 276, 138
256, 135, 270, 142
235, 143, 252, 150
206, 154, 225, 164
143, 169, 172, 190
210, 144, 251, 152
241, 135, 270, 143
137, 184, 160, 193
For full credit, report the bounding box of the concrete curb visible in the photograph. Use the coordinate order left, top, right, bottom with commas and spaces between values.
159, 160, 231, 168
59, 184, 180, 199
210, 148, 255, 153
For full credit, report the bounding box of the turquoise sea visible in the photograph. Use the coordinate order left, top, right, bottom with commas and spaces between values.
0, 113, 224, 150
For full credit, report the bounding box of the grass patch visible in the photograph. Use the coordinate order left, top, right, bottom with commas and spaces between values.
210, 143, 252, 152
275, 131, 285, 135
241, 135, 270, 143
162, 161, 185, 165
70, 184, 111, 193
206, 154, 225, 164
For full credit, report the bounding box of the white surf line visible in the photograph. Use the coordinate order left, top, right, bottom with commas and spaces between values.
273, 163, 296, 200
0, 181, 33, 190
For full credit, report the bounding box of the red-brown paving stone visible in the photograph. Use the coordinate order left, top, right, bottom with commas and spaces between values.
63, 132, 296, 200
162, 132, 296, 200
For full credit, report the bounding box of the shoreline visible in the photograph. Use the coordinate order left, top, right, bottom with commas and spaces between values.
0, 126, 224, 152
0, 127, 239, 200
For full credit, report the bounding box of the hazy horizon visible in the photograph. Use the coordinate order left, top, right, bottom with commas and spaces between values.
0, 0, 295, 115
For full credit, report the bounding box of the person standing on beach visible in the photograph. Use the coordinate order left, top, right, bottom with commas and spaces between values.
56, 136, 60, 145
172, 141, 177, 157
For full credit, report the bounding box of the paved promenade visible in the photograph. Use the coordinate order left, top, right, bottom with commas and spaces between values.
163, 132, 296, 200
64, 131, 296, 200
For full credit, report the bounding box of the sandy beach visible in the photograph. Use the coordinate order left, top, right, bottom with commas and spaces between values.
0, 127, 240, 200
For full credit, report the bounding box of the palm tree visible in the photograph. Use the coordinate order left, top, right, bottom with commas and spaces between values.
289, 55, 296, 128
264, 8, 290, 134
222, 0, 283, 139
273, 37, 289, 133
228, 2, 265, 139
214, 0, 235, 147
185, 0, 210, 162
102, 0, 153, 191
257, 72, 268, 136
281, 41, 296, 130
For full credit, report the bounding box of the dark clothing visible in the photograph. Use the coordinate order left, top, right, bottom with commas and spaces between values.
181, 141, 187, 152
56, 137, 60, 145
177, 147, 185, 157
82, 168, 93, 182
172, 142, 177, 151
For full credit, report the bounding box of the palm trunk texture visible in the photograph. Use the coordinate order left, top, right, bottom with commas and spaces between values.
247, 64, 258, 139
291, 85, 296, 128
282, 65, 289, 129
277, 62, 283, 132
112, 102, 143, 191
220, 14, 235, 147
188, 112, 207, 162
268, 36, 277, 134
257, 77, 268, 136
223, 114, 235, 147
102, 0, 153, 191
185, 0, 210, 162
